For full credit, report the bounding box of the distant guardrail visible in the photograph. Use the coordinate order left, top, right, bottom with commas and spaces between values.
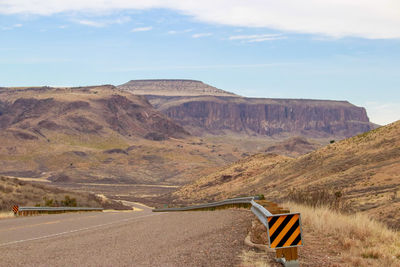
12, 205, 103, 216
153, 196, 302, 267
153, 196, 259, 212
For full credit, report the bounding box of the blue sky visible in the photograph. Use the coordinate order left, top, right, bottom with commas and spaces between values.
0, 1, 399, 125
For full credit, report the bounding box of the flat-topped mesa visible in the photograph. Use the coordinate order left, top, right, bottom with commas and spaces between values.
118, 79, 237, 97
119, 79, 376, 138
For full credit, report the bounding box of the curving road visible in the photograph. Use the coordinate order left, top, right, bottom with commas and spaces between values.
0, 204, 252, 266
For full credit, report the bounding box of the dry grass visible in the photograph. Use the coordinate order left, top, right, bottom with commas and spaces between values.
238, 250, 271, 267
286, 201, 400, 267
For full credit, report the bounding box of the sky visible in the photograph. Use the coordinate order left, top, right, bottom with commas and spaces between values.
0, 1, 399, 125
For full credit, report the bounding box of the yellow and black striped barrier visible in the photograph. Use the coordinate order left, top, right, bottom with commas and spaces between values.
12, 205, 19, 214
266, 213, 303, 249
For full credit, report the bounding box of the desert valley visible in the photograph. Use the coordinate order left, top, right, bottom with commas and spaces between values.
0, 80, 398, 266
1, 2, 399, 266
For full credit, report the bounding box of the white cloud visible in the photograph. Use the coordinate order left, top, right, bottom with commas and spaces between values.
167, 29, 192, 34
75, 16, 130, 27
229, 33, 286, 42
0, 1, 399, 39
1, 23, 23, 30
192, 32, 212, 38
131, 26, 152, 32
77, 19, 104, 27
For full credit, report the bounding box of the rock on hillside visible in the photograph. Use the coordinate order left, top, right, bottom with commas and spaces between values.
173, 120, 400, 229
146, 95, 375, 138
119, 79, 236, 97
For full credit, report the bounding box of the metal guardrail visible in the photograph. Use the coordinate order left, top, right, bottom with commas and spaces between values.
153, 196, 302, 267
250, 199, 273, 228
153, 196, 260, 212
153, 196, 274, 231
18, 207, 103, 211
13, 205, 103, 216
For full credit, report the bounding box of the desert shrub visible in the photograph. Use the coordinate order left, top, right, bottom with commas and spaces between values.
0, 185, 13, 194
43, 197, 57, 207
287, 187, 348, 210
61, 195, 77, 207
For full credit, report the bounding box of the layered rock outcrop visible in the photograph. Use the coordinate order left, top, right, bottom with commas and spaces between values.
146, 95, 375, 138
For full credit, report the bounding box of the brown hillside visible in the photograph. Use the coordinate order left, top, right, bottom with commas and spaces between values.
264, 136, 322, 157
0, 85, 188, 140
173, 120, 400, 229
0, 86, 243, 187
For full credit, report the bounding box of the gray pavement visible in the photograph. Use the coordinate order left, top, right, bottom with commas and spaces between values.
0, 206, 252, 266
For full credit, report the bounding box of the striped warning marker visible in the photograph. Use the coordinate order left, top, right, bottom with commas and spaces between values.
12, 205, 19, 214
266, 213, 303, 248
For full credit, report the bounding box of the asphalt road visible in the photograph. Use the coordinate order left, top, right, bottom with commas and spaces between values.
0, 204, 252, 266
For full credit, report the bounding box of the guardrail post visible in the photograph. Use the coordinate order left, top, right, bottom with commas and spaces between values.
255, 200, 300, 267
276, 247, 298, 264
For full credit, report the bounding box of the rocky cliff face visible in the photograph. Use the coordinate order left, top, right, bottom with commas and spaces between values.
146, 95, 374, 138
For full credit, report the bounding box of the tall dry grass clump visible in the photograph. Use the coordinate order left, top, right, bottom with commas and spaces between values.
286, 202, 400, 266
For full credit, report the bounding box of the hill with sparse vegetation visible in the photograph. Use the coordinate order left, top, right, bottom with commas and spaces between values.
173, 120, 400, 229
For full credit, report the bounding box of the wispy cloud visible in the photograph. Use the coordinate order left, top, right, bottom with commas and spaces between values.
75, 16, 131, 28
77, 19, 104, 27
131, 26, 153, 32
192, 32, 212, 38
1, 23, 23, 30
167, 29, 192, 35
229, 34, 286, 42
